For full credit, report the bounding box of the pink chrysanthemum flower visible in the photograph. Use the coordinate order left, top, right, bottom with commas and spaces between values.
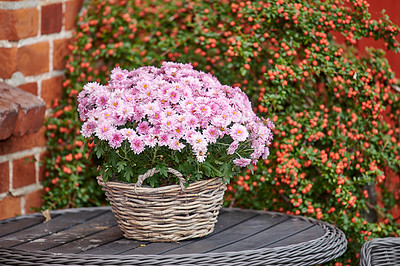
110, 67, 127, 82
189, 132, 207, 148
164, 66, 179, 78
204, 127, 219, 143
116, 103, 133, 122
143, 102, 160, 115
96, 93, 109, 107
83, 81, 101, 92
109, 131, 124, 149
81, 121, 96, 137
169, 139, 186, 151
194, 148, 207, 163
227, 141, 239, 155
77, 100, 89, 120
95, 122, 114, 140
159, 134, 169, 146
262, 147, 270, 160
180, 98, 194, 110
130, 137, 145, 154
163, 108, 175, 117
161, 117, 175, 132
137, 80, 151, 92
233, 158, 252, 167
173, 125, 185, 138
218, 112, 232, 127
197, 104, 212, 117
231, 109, 242, 123
143, 135, 157, 147
168, 89, 180, 104
101, 110, 112, 120
121, 128, 135, 138
148, 111, 162, 124
138, 121, 150, 135
142, 88, 154, 101
230, 124, 249, 142
108, 97, 121, 109
186, 115, 199, 128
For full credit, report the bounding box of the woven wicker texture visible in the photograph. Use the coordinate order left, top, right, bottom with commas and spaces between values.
97, 168, 227, 242
359, 237, 400, 266
0, 213, 347, 265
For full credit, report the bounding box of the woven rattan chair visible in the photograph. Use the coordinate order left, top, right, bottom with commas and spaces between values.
359, 237, 400, 266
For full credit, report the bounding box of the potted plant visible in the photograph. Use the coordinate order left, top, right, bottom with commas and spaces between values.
77, 61, 274, 242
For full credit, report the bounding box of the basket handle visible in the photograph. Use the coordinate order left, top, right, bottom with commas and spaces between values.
134, 167, 186, 194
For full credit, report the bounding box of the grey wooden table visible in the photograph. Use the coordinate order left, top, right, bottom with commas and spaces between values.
0, 207, 347, 265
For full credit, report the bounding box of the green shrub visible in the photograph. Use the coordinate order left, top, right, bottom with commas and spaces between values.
43, 0, 400, 264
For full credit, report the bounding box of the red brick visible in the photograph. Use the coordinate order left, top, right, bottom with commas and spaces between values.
17, 42, 49, 76
53, 38, 71, 70
0, 195, 21, 219
41, 3, 63, 35
65, 0, 84, 30
14, 105, 46, 137
0, 47, 18, 79
24, 189, 43, 214
0, 126, 46, 156
0, 83, 46, 137
0, 161, 10, 194
18, 82, 38, 96
0, 8, 39, 41
12, 156, 36, 189
0, 100, 18, 140
41, 76, 63, 108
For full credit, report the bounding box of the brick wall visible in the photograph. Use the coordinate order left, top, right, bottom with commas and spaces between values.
0, 0, 83, 219
364, 0, 400, 221
356, 0, 400, 76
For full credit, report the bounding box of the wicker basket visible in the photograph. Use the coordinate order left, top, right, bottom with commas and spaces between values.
97, 167, 227, 242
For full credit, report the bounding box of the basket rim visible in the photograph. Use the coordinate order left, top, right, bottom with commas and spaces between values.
97, 175, 225, 194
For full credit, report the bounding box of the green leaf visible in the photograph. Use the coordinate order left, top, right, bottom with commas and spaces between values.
117, 161, 127, 173
123, 166, 133, 182
146, 175, 159, 187
221, 163, 233, 183
95, 145, 103, 159
247, 163, 254, 175
194, 172, 203, 181
156, 163, 168, 177
200, 163, 213, 177
102, 169, 113, 182
208, 163, 224, 177
214, 159, 224, 165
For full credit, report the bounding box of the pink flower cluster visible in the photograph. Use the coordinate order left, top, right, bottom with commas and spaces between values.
78, 62, 274, 167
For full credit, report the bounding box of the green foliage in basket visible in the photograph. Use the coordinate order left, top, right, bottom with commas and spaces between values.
43, 0, 400, 264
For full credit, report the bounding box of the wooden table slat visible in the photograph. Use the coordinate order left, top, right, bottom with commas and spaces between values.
161, 212, 289, 255
79, 237, 148, 255
15, 211, 115, 251
210, 218, 316, 253
116, 208, 259, 255
0, 209, 105, 248
0, 216, 47, 238
265, 224, 326, 248
47, 225, 122, 254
